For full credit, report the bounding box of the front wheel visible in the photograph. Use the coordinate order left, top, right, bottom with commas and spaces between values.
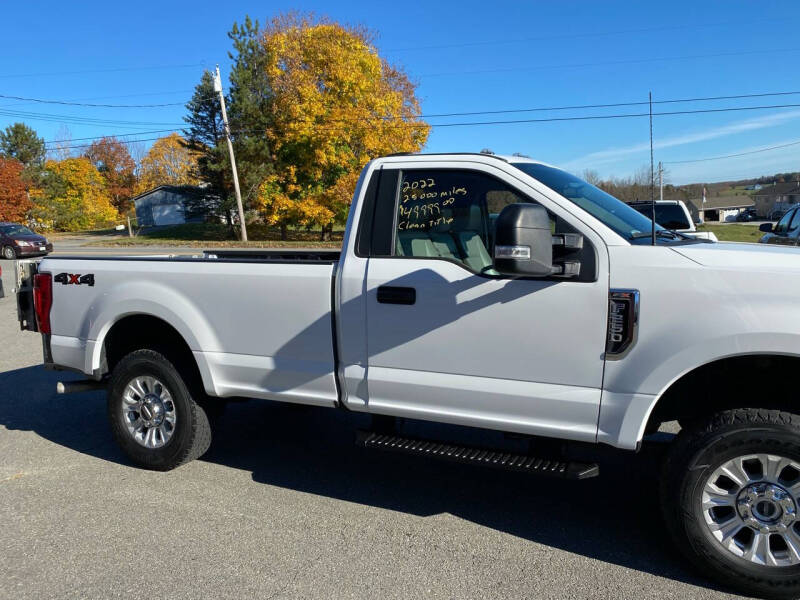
663, 409, 800, 599
107, 349, 211, 470
2, 246, 16, 260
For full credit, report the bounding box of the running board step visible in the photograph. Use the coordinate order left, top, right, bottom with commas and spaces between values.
355, 430, 599, 479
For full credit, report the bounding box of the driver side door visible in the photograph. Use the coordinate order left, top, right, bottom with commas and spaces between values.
360, 163, 610, 442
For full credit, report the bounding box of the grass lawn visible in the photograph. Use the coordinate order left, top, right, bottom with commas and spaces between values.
88, 223, 343, 248
697, 224, 764, 243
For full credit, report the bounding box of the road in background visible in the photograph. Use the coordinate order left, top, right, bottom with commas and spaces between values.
49, 236, 200, 256
0, 255, 742, 600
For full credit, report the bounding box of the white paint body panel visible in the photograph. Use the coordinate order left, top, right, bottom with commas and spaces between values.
599, 242, 800, 448
41, 257, 339, 407
359, 257, 606, 442
35, 154, 800, 452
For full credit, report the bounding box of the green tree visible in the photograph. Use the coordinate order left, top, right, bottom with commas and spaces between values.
227, 17, 274, 213
183, 70, 233, 224
0, 123, 46, 167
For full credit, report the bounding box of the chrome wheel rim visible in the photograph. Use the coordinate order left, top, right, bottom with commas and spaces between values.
701, 453, 800, 566
121, 376, 177, 449
3, 247, 14, 259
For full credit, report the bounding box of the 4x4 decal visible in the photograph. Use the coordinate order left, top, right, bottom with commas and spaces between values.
54, 272, 95, 287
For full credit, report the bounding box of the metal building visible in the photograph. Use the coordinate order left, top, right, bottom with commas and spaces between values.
132, 185, 208, 227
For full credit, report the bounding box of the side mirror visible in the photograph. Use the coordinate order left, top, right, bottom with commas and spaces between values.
693, 217, 703, 225
493, 204, 553, 277
759, 223, 774, 233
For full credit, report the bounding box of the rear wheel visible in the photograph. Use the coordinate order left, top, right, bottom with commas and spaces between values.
663, 408, 800, 599
107, 349, 211, 470
2, 246, 16, 260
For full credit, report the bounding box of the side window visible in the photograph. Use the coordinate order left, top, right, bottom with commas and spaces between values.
654, 204, 691, 230
394, 169, 534, 274
776, 209, 795, 233
790, 209, 800, 231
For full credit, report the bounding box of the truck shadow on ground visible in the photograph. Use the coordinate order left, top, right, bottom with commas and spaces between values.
0, 365, 726, 595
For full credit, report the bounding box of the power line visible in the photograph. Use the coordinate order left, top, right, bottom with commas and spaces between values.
44, 129, 181, 145
0, 89, 197, 109
412, 102, 800, 129
11, 88, 800, 121
417, 90, 800, 119
0, 108, 185, 128
49, 135, 171, 151
665, 140, 800, 164
38, 100, 800, 148
22, 89, 800, 140
419, 47, 800, 78
0, 93, 194, 108
385, 17, 786, 52
0, 62, 208, 80
5, 84, 800, 133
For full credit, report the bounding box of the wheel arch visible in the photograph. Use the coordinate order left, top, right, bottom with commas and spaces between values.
644, 352, 800, 435
95, 313, 215, 397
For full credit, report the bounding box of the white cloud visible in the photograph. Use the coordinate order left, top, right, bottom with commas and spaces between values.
563, 109, 800, 170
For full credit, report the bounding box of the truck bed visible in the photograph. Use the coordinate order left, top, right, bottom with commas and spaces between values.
31, 252, 341, 408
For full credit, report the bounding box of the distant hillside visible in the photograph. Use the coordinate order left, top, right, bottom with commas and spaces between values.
593, 169, 800, 203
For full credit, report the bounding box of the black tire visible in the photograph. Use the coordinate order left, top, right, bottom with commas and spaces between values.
662, 408, 800, 599
2, 245, 16, 260
107, 349, 211, 471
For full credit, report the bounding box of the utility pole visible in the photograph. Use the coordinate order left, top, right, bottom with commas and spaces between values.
214, 64, 247, 242
649, 92, 656, 246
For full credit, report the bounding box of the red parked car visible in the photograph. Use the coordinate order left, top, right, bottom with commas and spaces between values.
0, 223, 53, 260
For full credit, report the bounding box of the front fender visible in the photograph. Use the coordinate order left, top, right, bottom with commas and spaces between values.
599, 332, 800, 449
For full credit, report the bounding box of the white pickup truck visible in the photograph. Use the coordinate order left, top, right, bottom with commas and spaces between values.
628, 199, 719, 241
14, 153, 800, 598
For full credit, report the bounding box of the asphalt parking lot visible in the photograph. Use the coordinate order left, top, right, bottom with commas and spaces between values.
0, 249, 744, 600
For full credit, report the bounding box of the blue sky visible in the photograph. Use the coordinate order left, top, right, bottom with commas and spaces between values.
2, 0, 799, 184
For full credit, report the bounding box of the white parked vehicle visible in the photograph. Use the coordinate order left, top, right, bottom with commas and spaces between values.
15, 153, 800, 598
628, 199, 718, 241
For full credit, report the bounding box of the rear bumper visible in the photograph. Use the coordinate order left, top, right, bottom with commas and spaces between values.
45, 334, 103, 380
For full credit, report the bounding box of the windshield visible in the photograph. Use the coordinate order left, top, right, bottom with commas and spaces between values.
0, 224, 34, 236
511, 162, 663, 242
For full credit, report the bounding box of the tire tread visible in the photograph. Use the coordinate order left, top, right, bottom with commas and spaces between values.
662, 408, 800, 599
108, 349, 211, 471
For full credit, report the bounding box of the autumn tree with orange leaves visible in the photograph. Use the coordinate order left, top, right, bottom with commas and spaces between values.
255, 14, 429, 239
0, 157, 32, 222
84, 137, 136, 213
135, 133, 201, 194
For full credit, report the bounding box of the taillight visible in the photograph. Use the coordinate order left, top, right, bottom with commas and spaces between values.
33, 273, 53, 334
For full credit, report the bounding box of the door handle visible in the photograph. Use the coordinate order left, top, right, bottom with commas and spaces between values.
377, 286, 416, 305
